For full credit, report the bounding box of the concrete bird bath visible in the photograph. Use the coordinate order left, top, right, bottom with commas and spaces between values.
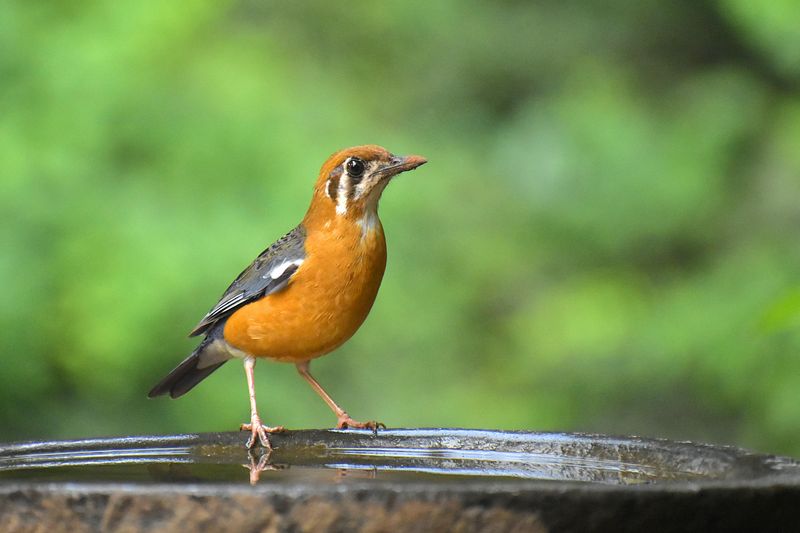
1, 429, 799, 531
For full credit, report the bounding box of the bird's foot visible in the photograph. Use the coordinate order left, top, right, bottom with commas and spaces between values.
336, 415, 385, 433
240, 417, 285, 449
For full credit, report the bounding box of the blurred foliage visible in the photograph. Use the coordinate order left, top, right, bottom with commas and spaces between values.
1, 0, 800, 456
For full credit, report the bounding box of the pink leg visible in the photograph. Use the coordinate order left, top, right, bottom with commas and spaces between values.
296, 361, 385, 431
240, 356, 284, 449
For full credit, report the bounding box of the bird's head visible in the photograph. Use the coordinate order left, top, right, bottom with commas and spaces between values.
310, 145, 427, 221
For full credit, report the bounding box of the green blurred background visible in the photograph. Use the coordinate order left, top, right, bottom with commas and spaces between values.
2, 0, 800, 456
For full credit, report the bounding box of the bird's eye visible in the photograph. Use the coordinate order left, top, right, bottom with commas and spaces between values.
346, 158, 365, 178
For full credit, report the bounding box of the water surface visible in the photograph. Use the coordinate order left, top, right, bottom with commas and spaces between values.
1, 429, 797, 486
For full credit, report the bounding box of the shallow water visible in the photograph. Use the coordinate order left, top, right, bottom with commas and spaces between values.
1, 429, 797, 486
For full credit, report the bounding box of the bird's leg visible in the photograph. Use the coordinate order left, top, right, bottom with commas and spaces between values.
296, 361, 385, 431
240, 356, 284, 449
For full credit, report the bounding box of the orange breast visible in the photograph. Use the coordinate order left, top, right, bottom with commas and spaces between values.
223, 216, 387, 362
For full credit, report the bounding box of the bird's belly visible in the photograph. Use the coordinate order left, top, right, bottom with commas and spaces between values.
223, 227, 387, 362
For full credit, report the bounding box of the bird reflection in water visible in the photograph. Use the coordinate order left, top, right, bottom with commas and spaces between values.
244, 450, 284, 485
243, 449, 378, 485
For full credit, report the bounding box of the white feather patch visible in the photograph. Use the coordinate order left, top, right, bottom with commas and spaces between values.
336, 173, 349, 215
357, 209, 380, 237
269, 258, 304, 280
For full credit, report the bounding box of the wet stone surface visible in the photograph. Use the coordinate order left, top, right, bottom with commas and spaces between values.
1, 429, 800, 531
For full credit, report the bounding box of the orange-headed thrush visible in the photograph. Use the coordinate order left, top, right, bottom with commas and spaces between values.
149, 145, 427, 448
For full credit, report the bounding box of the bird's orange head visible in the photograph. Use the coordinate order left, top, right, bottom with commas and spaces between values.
306, 145, 426, 224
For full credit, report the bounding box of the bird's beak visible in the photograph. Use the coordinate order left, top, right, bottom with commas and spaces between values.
380, 154, 428, 177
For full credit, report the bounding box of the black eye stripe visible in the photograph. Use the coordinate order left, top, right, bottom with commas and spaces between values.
326, 167, 342, 199
327, 158, 370, 204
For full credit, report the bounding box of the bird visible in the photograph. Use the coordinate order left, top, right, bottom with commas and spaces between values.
148, 145, 427, 449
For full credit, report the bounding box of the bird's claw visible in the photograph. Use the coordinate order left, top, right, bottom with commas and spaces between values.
240, 418, 285, 449
336, 416, 385, 434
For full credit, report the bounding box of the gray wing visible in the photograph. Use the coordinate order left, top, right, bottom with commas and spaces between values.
189, 225, 307, 337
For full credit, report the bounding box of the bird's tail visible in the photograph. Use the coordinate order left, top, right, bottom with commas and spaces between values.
148, 330, 230, 399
